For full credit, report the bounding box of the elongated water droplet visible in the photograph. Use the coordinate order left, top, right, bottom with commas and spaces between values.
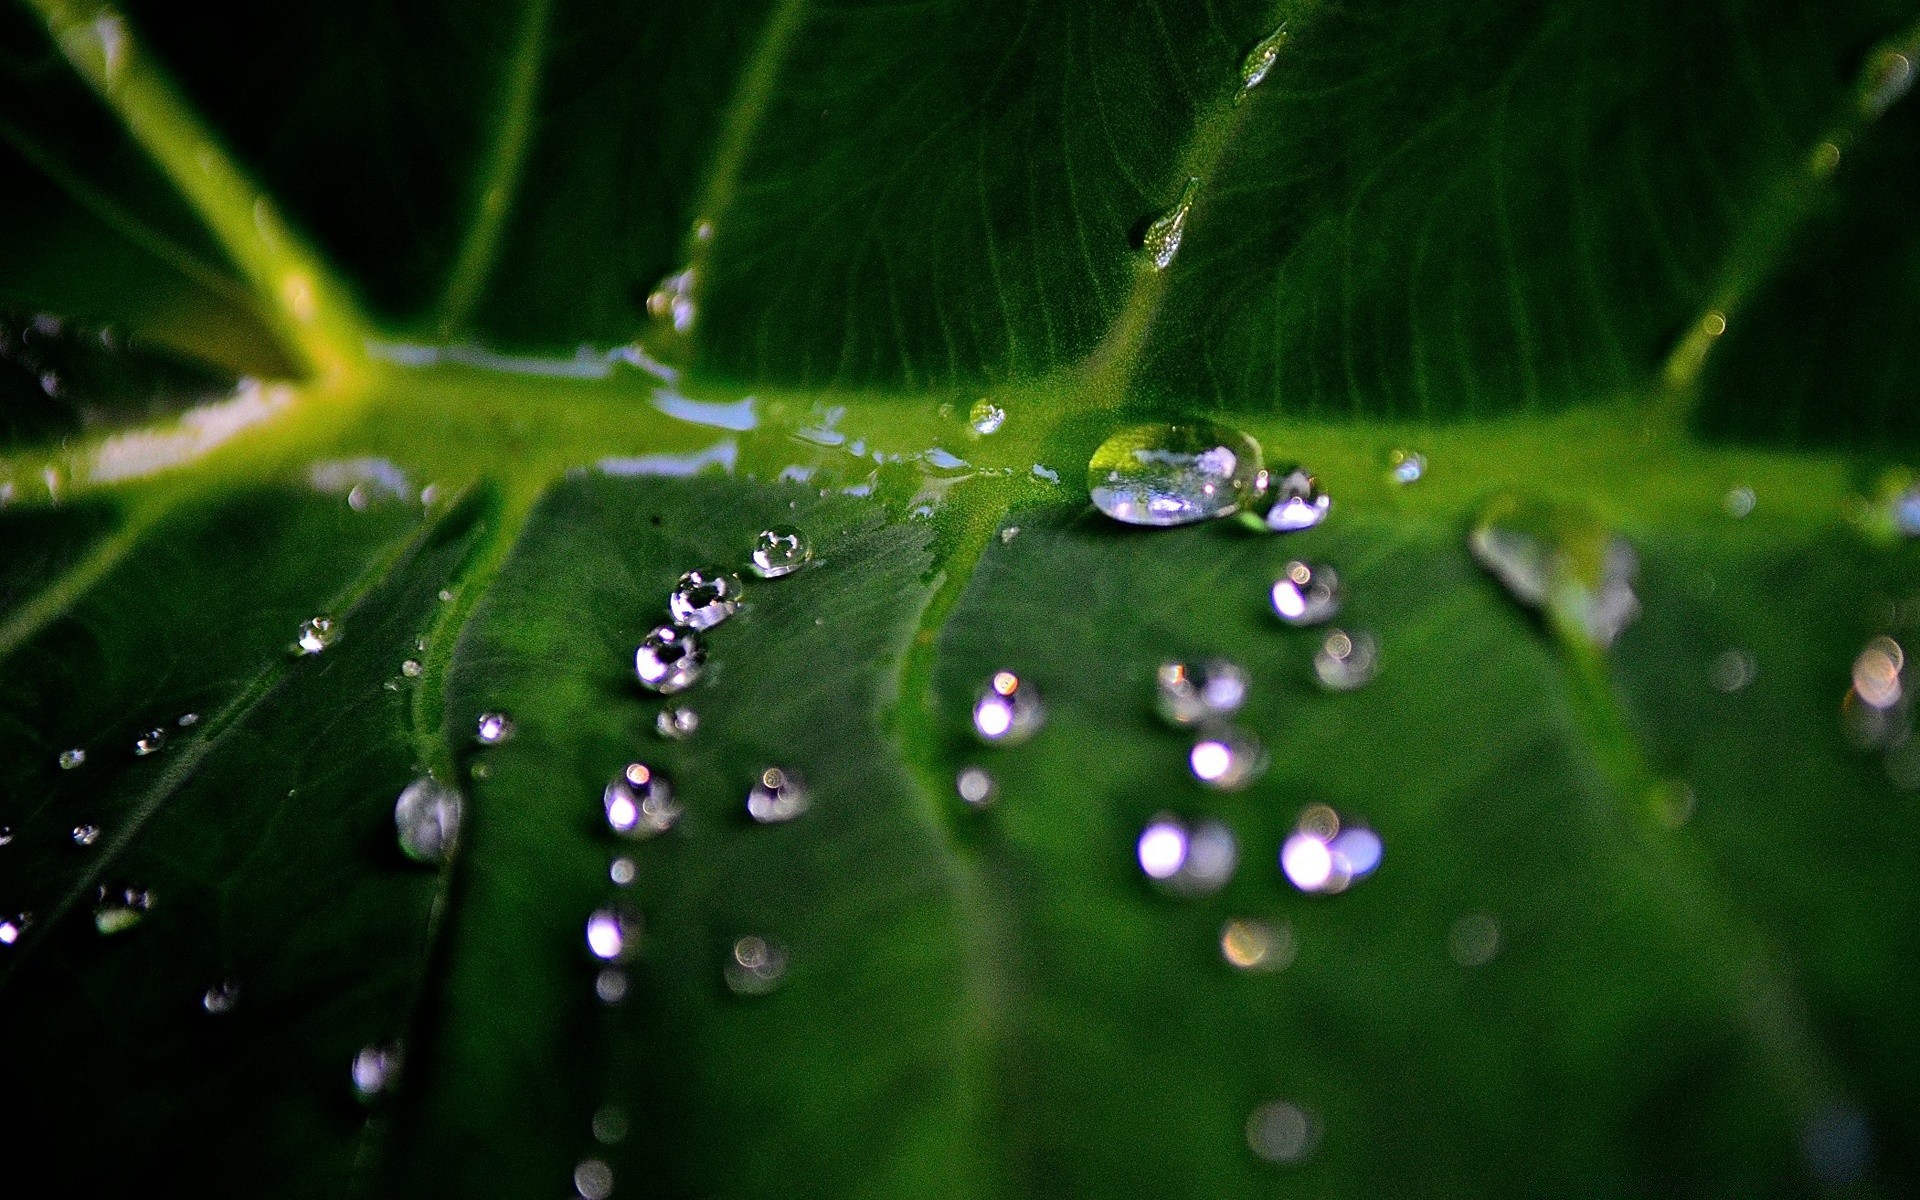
646, 267, 697, 333
1246, 1101, 1320, 1164
574, 1158, 615, 1200
133, 728, 166, 756
395, 777, 462, 863
655, 705, 699, 740
72, 822, 101, 846
202, 979, 241, 1014
94, 883, 152, 934
1221, 917, 1295, 971
1271, 561, 1340, 626
1155, 659, 1248, 727
724, 935, 789, 995
1470, 495, 1640, 648
586, 907, 642, 961
1238, 24, 1289, 94
0, 912, 33, 946
749, 527, 812, 578
636, 625, 706, 693
1142, 177, 1199, 270
1312, 629, 1378, 690
668, 569, 743, 630
1853, 636, 1905, 709
1136, 814, 1238, 896
1089, 421, 1264, 527
605, 763, 681, 838
973, 670, 1044, 744
1387, 449, 1425, 484
956, 765, 997, 808
969, 399, 1006, 436
1189, 728, 1266, 790
746, 767, 809, 823
1262, 466, 1331, 532
58, 747, 86, 770
294, 615, 337, 655
474, 711, 514, 745
352, 1041, 402, 1102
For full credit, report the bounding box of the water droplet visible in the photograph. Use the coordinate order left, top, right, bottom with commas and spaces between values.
972, 670, 1045, 744
594, 968, 628, 1005
586, 907, 642, 962
1709, 649, 1756, 693
438, 588, 454, 603
956, 766, 997, 808
133, 728, 167, 756
1238, 24, 1289, 93
635, 625, 707, 693
1892, 484, 1920, 537
1136, 814, 1238, 896
1141, 177, 1199, 270
294, 615, 337, 655
748, 526, 812, 578
668, 569, 743, 630
655, 705, 699, 740
969, 399, 1006, 436
646, 266, 697, 334
1724, 486, 1756, 518
1312, 629, 1378, 691
71, 823, 101, 846
1853, 636, 1904, 709
94, 883, 152, 935
610, 856, 637, 885
746, 767, 810, 823
0, 912, 33, 946
394, 777, 462, 864
605, 763, 682, 838
592, 1105, 630, 1145
400, 658, 424, 678
1261, 466, 1331, 532
1246, 1100, 1319, 1164
1189, 729, 1266, 791
1088, 421, 1265, 526
202, 979, 241, 1014
574, 1157, 615, 1200
176, 712, 199, 727
58, 748, 86, 770
1281, 807, 1382, 894
1448, 911, 1501, 966
352, 1041, 402, 1102
474, 711, 515, 745
724, 935, 789, 995
1271, 561, 1340, 626
1221, 917, 1295, 972
0, 826, 12, 847
1154, 659, 1248, 727
1860, 48, 1914, 116
1470, 495, 1640, 648
1387, 449, 1425, 484
1808, 140, 1843, 176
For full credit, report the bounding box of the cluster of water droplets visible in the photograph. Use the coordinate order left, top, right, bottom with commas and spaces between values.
1279, 804, 1382, 894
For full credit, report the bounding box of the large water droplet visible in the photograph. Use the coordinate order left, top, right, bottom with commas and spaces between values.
202, 979, 241, 1014
1271, 561, 1340, 626
1089, 421, 1265, 526
1190, 728, 1266, 791
574, 1158, 615, 1200
1142, 177, 1199, 270
746, 767, 809, 823
1136, 814, 1238, 896
1471, 495, 1640, 648
973, 670, 1045, 744
969, 398, 1006, 436
749, 527, 812, 578
72, 822, 101, 846
0, 912, 33, 946
668, 569, 743, 630
400, 658, 424, 678
294, 615, 337, 655
94, 883, 152, 934
395, 777, 462, 864
352, 1041, 402, 1102
1261, 466, 1331, 532
586, 907, 642, 961
1220, 917, 1295, 971
1246, 1100, 1320, 1164
605, 763, 682, 839
655, 704, 699, 740
133, 728, 167, 756
636, 625, 706, 693
1312, 629, 1377, 690
474, 711, 515, 745
724, 935, 789, 995
1155, 659, 1248, 727
1239, 24, 1289, 93
57, 748, 86, 770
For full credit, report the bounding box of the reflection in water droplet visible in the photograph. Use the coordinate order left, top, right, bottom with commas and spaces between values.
655, 705, 699, 740
1155, 659, 1248, 727
0, 912, 33, 946
295, 615, 337, 655
94, 883, 152, 934
595, 968, 628, 1005
1313, 629, 1378, 691
58, 748, 86, 770
750, 526, 812, 578
133, 728, 167, 756
352, 1041, 403, 1102
1724, 486, 1756, 518
636, 626, 706, 693
1088, 421, 1265, 526
1448, 911, 1501, 966
1271, 561, 1340, 626
1709, 649, 1756, 693
956, 766, 997, 808
592, 1105, 630, 1145
605, 763, 682, 839
1387, 449, 1425, 484
1239, 24, 1289, 94
724, 935, 789, 995
1860, 48, 1914, 116
1190, 729, 1266, 791
1137, 814, 1238, 896
395, 777, 463, 864
969, 399, 1006, 436
586, 908, 642, 962
668, 569, 743, 630
973, 670, 1045, 744
646, 266, 697, 333
72, 823, 101, 846
1246, 1100, 1320, 1164
574, 1157, 615, 1200
202, 979, 241, 1014
1142, 177, 1199, 270
1221, 917, 1295, 971
1471, 495, 1640, 648
747, 767, 810, 823
475, 711, 515, 745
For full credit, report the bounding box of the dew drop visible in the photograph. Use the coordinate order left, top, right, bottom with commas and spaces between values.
668, 569, 744, 630
294, 615, 338, 655
394, 777, 463, 864
1141, 177, 1199, 270
749, 526, 812, 578
1724, 486, 1756, 518
58, 747, 86, 770
574, 1157, 615, 1200
352, 1041, 402, 1103
724, 935, 789, 995
972, 670, 1045, 744
202, 979, 241, 1014
1312, 628, 1378, 691
1088, 421, 1265, 526
0, 825, 11, 847
594, 968, 628, 1005
1470, 495, 1640, 648
635, 625, 706, 693
176, 711, 199, 727
474, 711, 515, 745
655, 705, 699, 740
133, 728, 167, 756
969, 398, 1006, 436
72, 822, 101, 846
746, 767, 809, 823
586, 907, 642, 962
956, 765, 997, 808
646, 266, 697, 333
1893, 484, 1920, 537
1220, 917, 1295, 972
1860, 48, 1914, 116
610, 856, 637, 886
1261, 466, 1331, 532
1448, 911, 1502, 967
1281, 807, 1381, 893
1246, 1101, 1320, 1164
400, 659, 424, 678
1853, 636, 1905, 709
94, 883, 152, 935
605, 763, 682, 839
1189, 728, 1266, 791
1709, 649, 1756, 694
1155, 659, 1249, 727
1136, 814, 1238, 896
1271, 561, 1340, 626
1238, 24, 1289, 93
0, 912, 33, 946
1387, 449, 1425, 484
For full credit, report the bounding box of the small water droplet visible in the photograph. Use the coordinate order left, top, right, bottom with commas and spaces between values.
1709, 649, 1756, 693
586, 907, 642, 962
592, 1105, 630, 1145
1261, 466, 1331, 532
474, 711, 515, 745
1238, 24, 1289, 94
1136, 814, 1238, 896
133, 728, 167, 756
400, 659, 423, 678
1221, 917, 1295, 972
1271, 561, 1340, 626
202, 979, 241, 1014
0, 826, 12, 847
1189, 728, 1266, 791
1246, 1101, 1320, 1164
1808, 140, 1842, 177
1281, 807, 1382, 893
1154, 659, 1248, 727
969, 399, 1006, 436
1448, 911, 1501, 966
574, 1157, 615, 1200
655, 705, 699, 740
1387, 449, 1425, 484
724, 935, 789, 995
605, 763, 682, 839
0, 912, 33, 946
635, 625, 707, 693
595, 967, 628, 1005
610, 856, 637, 885
94, 883, 152, 935
1852, 636, 1905, 709
1000, 525, 1021, 543
956, 766, 997, 808
749, 526, 812, 578
176, 711, 199, 727
71, 822, 101, 846
58, 748, 86, 770
668, 569, 743, 630
646, 266, 698, 333
352, 1041, 403, 1102
746, 767, 810, 823
1724, 486, 1756, 518
395, 777, 462, 864
294, 615, 338, 655
1470, 495, 1640, 648
438, 588, 455, 603
1312, 629, 1378, 690
973, 670, 1045, 744
1141, 177, 1199, 270
1088, 421, 1265, 526
1860, 48, 1914, 116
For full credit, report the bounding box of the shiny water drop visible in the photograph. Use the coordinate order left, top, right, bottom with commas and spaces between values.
605, 763, 682, 839
586, 907, 642, 962
394, 777, 462, 864
1247, 1100, 1320, 1164
1154, 659, 1248, 727
1709, 649, 1756, 694
1262, 466, 1331, 532
0, 912, 33, 946
609, 856, 637, 886
746, 767, 809, 823
1221, 917, 1295, 972
972, 670, 1045, 744
1088, 421, 1265, 526
1238, 24, 1289, 93
969, 399, 1006, 436
1448, 911, 1502, 967
1387, 449, 1425, 484
655, 705, 699, 740
1860, 48, 1914, 116
595, 968, 628, 1005
1142, 177, 1199, 270
1853, 636, 1905, 709
1189, 728, 1266, 791
400, 658, 424, 678
668, 569, 743, 630
1136, 814, 1238, 896
646, 266, 697, 333
574, 1158, 615, 1200
94, 883, 152, 935
1280, 833, 1333, 892
1312, 629, 1378, 691
176, 711, 199, 727
133, 728, 167, 756
352, 1041, 402, 1102
1271, 561, 1340, 626
202, 979, 241, 1014
749, 526, 812, 578
1724, 486, 1756, 518
0, 825, 11, 847
956, 766, 997, 808
724, 935, 789, 996
635, 625, 706, 694
295, 615, 337, 655
58, 747, 86, 770
1281, 807, 1381, 893
1328, 826, 1383, 879
1470, 494, 1640, 648
592, 1105, 630, 1145
474, 711, 515, 745
71, 822, 101, 847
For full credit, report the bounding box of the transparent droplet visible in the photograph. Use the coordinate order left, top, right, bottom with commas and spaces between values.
0, 825, 11, 847
176, 711, 199, 727
1724, 486, 1756, 518
294, 615, 337, 655
0, 912, 33, 946
749, 527, 812, 578
1707, 648, 1756, 693
668, 569, 743, 630
71, 822, 101, 847
1154, 659, 1249, 727
1327, 826, 1383, 880
1189, 728, 1266, 791
724, 935, 789, 995
1312, 629, 1378, 691
94, 883, 152, 935
1280, 832, 1333, 892
1238, 24, 1289, 93
635, 625, 707, 693
610, 856, 637, 886
574, 1157, 615, 1200
586, 907, 642, 962
55, 747, 86, 770
475, 711, 515, 745
1262, 466, 1331, 532
1387, 449, 1425, 484
592, 1104, 630, 1145
1852, 636, 1905, 709
1088, 421, 1265, 526
973, 670, 1045, 744
605, 763, 682, 839
133, 728, 167, 756
1271, 561, 1340, 626
1470, 495, 1640, 648
746, 767, 809, 823
956, 766, 997, 808
352, 1041, 403, 1103
1221, 917, 1295, 972
595, 968, 628, 1005
1449, 912, 1501, 966
394, 777, 462, 864
202, 979, 241, 1014
1142, 177, 1199, 270
1247, 1100, 1320, 1164
1136, 814, 1238, 896
646, 266, 697, 333
968, 398, 1006, 436
400, 658, 424, 678
1860, 48, 1914, 116
655, 705, 699, 740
